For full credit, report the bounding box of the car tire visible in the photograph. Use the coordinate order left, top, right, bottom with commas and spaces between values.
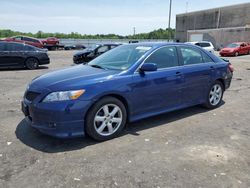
25, 58, 39, 70
204, 81, 224, 109
85, 97, 127, 141
235, 52, 239, 57
248, 50, 250, 55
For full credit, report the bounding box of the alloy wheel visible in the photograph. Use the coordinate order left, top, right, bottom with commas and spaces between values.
94, 104, 123, 136
209, 84, 222, 106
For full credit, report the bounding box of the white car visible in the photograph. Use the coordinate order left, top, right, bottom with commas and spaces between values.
186, 41, 215, 54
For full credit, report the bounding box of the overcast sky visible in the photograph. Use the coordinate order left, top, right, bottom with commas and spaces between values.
0, 0, 249, 35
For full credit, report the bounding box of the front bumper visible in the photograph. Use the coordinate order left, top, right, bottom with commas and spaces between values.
39, 58, 50, 65
21, 99, 92, 138
220, 51, 235, 56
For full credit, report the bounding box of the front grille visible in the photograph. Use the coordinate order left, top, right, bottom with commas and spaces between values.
25, 91, 41, 102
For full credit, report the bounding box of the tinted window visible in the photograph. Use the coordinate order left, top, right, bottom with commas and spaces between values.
145, 46, 178, 69
0, 43, 6, 51
199, 42, 211, 47
180, 47, 203, 65
24, 45, 35, 51
97, 46, 109, 53
23, 37, 38, 43
6, 43, 24, 51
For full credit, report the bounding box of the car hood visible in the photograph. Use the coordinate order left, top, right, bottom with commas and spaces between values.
74, 49, 93, 56
30, 65, 120, 91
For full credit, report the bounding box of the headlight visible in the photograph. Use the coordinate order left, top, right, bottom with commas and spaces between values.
43, 89, 85, 103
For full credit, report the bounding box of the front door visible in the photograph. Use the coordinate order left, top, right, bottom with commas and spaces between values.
131, 46, 183, 116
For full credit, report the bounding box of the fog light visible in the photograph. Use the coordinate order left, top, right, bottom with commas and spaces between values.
49, 122, 57, 128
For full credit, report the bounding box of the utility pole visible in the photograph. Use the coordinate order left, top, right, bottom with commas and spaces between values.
168, 0, 172, 42
133, 27, 136, 37
186, 1, 189, 13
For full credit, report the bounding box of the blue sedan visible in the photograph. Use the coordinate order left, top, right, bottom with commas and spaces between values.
21, 43, 233, 141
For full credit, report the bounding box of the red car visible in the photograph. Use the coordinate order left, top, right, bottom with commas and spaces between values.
220, 42, 250, 57
41, 37, 59, 46
2, 36, 44, 48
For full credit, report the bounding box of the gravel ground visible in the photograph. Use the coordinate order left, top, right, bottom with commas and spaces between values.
0, 50, 249, 188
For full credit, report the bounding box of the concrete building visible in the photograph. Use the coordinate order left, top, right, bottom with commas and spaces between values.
175, 3, 250, 49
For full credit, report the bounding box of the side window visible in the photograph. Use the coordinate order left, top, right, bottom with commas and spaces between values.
14, 36, 22, 40
0, 43, 6, 51
180, 47, 203, 65
97, 46, 109, 54
202, 52, 214, 63
6, 43, 23, 51
24, 45, 35, 51
145, 46, 178, 69
110, 45, 117, 49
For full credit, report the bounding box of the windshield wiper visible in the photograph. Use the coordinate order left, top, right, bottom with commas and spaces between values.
89, 64, 106, 70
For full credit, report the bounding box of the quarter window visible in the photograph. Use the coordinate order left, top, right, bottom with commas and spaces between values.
180, 47, 204, 65
144, 46, 178, 69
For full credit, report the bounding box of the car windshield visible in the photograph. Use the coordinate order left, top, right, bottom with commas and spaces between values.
226, 43, 240, 48
88, 45, 152, 70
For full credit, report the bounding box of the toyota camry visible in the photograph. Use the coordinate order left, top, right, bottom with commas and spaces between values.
22, 43, 233, 141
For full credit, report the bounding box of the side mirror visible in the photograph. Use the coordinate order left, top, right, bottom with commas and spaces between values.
140, 63, 157, 72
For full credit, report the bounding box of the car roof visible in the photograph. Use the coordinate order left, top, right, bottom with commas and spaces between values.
123, 42, 187, 48
186, 41, 212, 44
98, 43, 121, 46
12, 35, 40, 40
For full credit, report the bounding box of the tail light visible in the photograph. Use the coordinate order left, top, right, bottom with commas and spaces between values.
228, 63, 234, 73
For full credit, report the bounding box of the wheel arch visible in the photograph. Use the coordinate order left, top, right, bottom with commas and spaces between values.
215, 78, 225, 91
85, 93, 131, 124
25, 56, 40, 64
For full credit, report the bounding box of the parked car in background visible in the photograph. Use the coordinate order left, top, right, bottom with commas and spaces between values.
73, 43, 121, 64
2, 36, 44, 48
220, 42, 250, 57
41, 37, 60, 46
186, 41, 215, 53
22, 43, 233, 140
64, 44, 86, 50
0, 41, 49, 69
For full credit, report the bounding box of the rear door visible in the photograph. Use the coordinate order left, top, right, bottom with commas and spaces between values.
177, 46, 215, 105
4, 43, 25, 66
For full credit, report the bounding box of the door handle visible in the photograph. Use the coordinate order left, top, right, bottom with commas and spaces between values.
176, 71, 181, 75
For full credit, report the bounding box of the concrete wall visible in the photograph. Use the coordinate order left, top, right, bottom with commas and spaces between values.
176, 3, 250, 42
187, 27, 250, 49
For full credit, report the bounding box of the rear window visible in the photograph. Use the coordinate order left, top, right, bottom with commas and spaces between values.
199, 43, 211, 47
